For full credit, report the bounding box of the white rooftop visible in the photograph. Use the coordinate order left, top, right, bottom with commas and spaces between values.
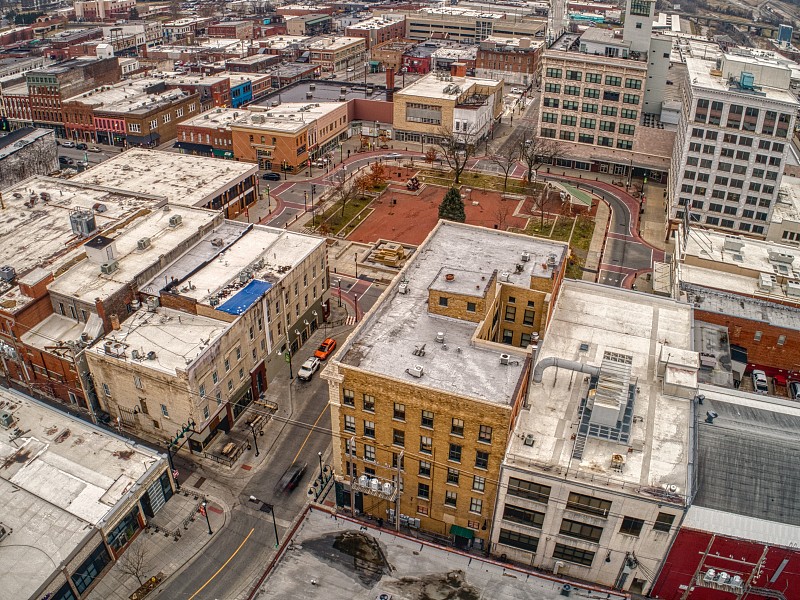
347, 15, 405, 30
685, 55, 798, 104
260, 35, 311, 49
47, 205, 218, 303
145, 224, 324, 305
398, 72, 502, 100
0, 176, 163, 277
73, 149, 257, 208
88, 306, 230, 375
179, 106, 242, 129
0, 389, 162, 600
507, 281, 694, 497
431, 46, 478, 60
774, 174, 800, 224
419, 6, 505, 18
338, 221, 568, 404
65, 78, 190, 113
306, 36, 365, 51
233, 102, 345, 132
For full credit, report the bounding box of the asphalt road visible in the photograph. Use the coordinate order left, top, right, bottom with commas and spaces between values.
155, 362, 334, 600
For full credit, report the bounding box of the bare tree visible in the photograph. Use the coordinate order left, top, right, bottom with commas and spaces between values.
489, 146, 521, 192
519, 133, 566, 184
118, 541, 149, 586
333, 173, 358, 219
495, 201, 512, 231
436, 126, 478, 185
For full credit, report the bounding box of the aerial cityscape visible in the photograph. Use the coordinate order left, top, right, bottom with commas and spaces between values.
0, 0, 798, 597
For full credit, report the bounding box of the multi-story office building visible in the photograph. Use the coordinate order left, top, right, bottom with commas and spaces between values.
393, 7, 546, 44
323, 221, 568, 551
668, 52, 798, 237
535, 0, 673, 180
345, 15, 406, 50
305, 36, 366, 73
392, 69, 504, 145
493, 280, 696, 595
475, 36, 543, 87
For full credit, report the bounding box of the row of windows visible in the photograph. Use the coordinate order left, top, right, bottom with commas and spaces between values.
543, 93, 639, 108
544, 68, 641, 88
693, 102, 792, 137
542, 127, 633, 149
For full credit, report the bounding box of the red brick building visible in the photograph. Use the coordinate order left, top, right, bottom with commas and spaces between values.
345, 15, 406, 49
475, 36, 543, 86
208, 20, 255, 39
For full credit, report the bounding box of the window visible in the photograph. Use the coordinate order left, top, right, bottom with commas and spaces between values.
622, 93, 639, 105
451, 418, 464, 436
545, 67, 562, 78
625, 78, 641, 89
502, 329, 514, 344
553, 543, 595, 567
393, 402, 405, 420
466, 301, 476, 312
71, 543, 112, 593
564, 85, 580, 96
543, 97, 559, 108
128, 123, 141, 133
239, 367, 244, 381
523, 308, 535, 326
227, 380, 233, 392
504, 305, 517, 322
499, 529, 539, 552
344, 415, 355, 432
585, 73, 601, 83
544, 82, 561, 93
212, 371, 218, 384
653, 512, 675, 532
363, 420, 375, 438
392, 452, 404, 470
419, 460, 431, 477
541, 128, 556, 138
620, 516, 645, 536
563, 100, 579, 110
444, 490, 458, 507
559, 131, 575, 141
619, 124, 635, 136
478, 425, 493, 444
605, 75, 621, 86
566, 69, 582, 80
582, 103, 598, 113
560, 518, 603, 542
449, 443, 462, 462
621, 108, 637, 119
363, 394, 375, 412
135, 375, 143, 390
160, 404, 169, 417
149, 119, 157, 129
475, 450, 489, 469
598, 136, 613, 147
583, 88, 600, 99
418, 482, 430, 499
599, 121, 615, 132
447, 468, 460, 485
420, 436, 432, 454
580, 117, 596, 129
561, 115, 577, 126
617, 140, 632, 150
343, 389, 355, 406
473, 475, 485, 492
393, 428, 404, 446
364, 444, 375, 462
567, 492, 611, 517
503, 504, 545, 528
470, 497, 483, 514
224, 358, 230, 372
439, 296, 448, 307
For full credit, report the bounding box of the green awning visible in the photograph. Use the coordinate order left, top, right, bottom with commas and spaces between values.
450, 524, 475, 539
213, 149, 234, 158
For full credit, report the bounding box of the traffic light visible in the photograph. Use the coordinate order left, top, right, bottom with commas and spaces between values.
311, 184, 316, 194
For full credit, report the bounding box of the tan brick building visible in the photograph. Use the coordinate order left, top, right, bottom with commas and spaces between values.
323, 221, 568, 550
305, 36, 366, 73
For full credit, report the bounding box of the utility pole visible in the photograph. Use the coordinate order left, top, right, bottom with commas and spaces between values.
395, 450, 403, 532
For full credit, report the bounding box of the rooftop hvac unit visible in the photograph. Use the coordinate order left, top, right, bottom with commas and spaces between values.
398, 281, 409, 294
168, 215, 183, 227
0, 410, 13, 428
500, 353, 511, 365
209, 296, 220, 307
521, 251, 530, 262
137, 237, 152, 250
131, 349, 140, 360
146, 351, 157, 360
407, 364, 424, 378
147, 296, 159, 311
523, 433, 535, 446
0, 265, 16, 283
435, 331, 445, 343
70, 208, 97, 238
100, 260, 119, 275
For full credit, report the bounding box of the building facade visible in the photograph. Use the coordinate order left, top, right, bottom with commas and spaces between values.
475, 36, 543, 87
0, 127, 58, 191
305, 36, 366, 73
346, 15, 406, 49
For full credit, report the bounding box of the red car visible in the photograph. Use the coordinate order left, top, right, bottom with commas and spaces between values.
314, 337, 337, 360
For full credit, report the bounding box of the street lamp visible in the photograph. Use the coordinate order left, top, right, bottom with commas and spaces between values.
276, 346, 293, 379
201, 500, 213, 535
303, 190, 308, 212
354, 293, 359, 323
249, 423, 260, 456
266, 184, 271, 214
282, 160, 288, 180
339, 142, 343, 163
318, 451, 324, 481
336, 278, 342, 307
250, 496, 279, 548
354, 252, 358, 278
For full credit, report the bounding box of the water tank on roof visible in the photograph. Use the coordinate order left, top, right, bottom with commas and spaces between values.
70, 209, 97, 238
740, 71, 755, 89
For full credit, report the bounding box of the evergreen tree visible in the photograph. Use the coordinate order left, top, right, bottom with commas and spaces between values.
438, 187, 466, 222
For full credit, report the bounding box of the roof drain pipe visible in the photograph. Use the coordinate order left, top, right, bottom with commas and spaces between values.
532, 357, 601, 384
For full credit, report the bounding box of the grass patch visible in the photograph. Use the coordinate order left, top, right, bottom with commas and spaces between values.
417, 168, 543, 195
341, 208, 374, 237
314, 195, 373, 235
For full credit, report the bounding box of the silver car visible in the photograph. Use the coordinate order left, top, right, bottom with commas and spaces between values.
297, 357, 321, 381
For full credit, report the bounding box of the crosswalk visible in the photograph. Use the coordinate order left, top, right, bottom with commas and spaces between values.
346, 315, 356, 326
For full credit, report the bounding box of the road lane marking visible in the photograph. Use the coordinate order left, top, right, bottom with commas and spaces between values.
187, 528, 255, 600
292, 403, 330, 464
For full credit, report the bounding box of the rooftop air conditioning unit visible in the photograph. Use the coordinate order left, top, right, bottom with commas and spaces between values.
500, 353, 511, 365
0, 410, 13, 428
0, 265, 16, 283
137, 237, 152, 250
398, 281, 409, 294
407, 365, 424, 378
523, 433, 535, 447
101, 260, 119, 274
168, 215, 182, 227
521, 251, 530, 262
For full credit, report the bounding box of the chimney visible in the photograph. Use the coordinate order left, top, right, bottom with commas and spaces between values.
386, 67, 395, 90
110, 314, 120, 330
451, 62, 466, 78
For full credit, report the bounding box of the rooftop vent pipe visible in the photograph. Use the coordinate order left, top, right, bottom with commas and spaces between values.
532, 357, 600, 383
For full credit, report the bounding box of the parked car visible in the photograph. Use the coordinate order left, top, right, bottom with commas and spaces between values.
277, 463, 307, 492
346, 66, 355, 72
76, 160, 89, 168
314, 337, 337, 360
384, 152, 403, 159
61, 140, 75, 148
76, 142, 88, 150
88, 146, 102, 152
510, 87, 523, 94
262, 172, 281, 181
751, 369, 769, 394
58, 156, 74, 165
297, 356, 321, 381
788, 380, 800, 401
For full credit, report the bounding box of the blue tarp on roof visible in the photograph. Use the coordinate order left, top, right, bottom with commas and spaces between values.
216, 280, 272, 315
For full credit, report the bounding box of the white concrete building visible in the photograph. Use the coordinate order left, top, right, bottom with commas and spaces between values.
492, 280, 696, 595
768, 174, 800, 245
668, 53, 799, 237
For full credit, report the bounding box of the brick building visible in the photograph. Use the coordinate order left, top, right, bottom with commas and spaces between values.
207, 20, 255, 39
225, 53, 281, 74
475, 36, 543, 86
285, 14, 333, 37
176, 107, 238, 158
370, 39, 416, 73
345, 15, 406, 49
305, 36, 366, 73
323, 221, 568, 550
164, 73, 231, 109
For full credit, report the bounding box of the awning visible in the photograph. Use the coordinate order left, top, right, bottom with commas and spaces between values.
212, 149, 234, 158
175, 141, 213, 153
449, 524, 475, 539
126, 133, 161, 145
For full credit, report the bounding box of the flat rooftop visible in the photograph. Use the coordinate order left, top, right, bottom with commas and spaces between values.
692, 384, 800, 534
260, 35, 311, 50
507, 281, 694, 498
685, 56, 798, 104
88, 306, 230, 375
144, 224, 324, 306
347, 15, 405, 30
255, 507, 625, 600
0, 389, 162, 600
0, 126, 52, 160
774, 173, 800, 224
0, 176, 163, 278
418, 6, 505, 18
47, 205, 218, 303
338, 221, 568, 404
73, 149, 257, 208
65, 77, 187, 108
398, 72, 502, 100
256, 81, 390, 103
179, 106, 242, 129
306, 36, 364, 51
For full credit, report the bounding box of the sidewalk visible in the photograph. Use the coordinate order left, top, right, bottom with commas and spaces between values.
582, 200, 609, 283
86, 491, 227, 600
